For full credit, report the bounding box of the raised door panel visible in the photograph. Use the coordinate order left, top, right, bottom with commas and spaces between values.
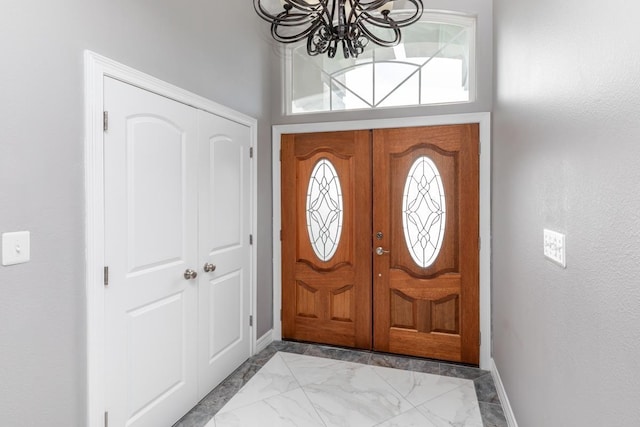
104, 77, 199, 427
281, 131, 372, 349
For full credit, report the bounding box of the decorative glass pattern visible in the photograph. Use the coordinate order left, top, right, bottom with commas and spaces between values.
402, 156, 446, 268
306, 159, 343, 261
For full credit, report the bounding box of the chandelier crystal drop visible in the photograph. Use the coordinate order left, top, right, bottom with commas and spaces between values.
254, 0, 424, 58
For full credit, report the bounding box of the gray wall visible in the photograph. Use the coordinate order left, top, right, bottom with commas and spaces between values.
270, 0, 493, 124
0, 1, 272, 425
493, 1, 640, 425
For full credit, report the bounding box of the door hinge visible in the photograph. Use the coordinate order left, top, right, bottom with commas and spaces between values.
104, 411, 109, 427
279, 149, 282, 162
280, 229, 282, 241
104, 266, 109, 286
249, 234, 253, 245
103, 111, 109, 132
479, 236, 481, 251
479, 332, 482, 346
280, 309, 282, 321
249, 147, 254, 158
249, 315, 253, 327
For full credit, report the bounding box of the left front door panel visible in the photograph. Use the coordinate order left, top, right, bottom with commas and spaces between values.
104, 77, 199, 427
281, 131, 372, 349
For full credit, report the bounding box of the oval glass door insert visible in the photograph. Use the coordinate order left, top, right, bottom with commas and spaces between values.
306, 158, 343, 261
402, 156, 446, 268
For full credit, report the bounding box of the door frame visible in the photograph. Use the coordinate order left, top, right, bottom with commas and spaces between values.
272, 113, 491, 369
84, 51, 258, 427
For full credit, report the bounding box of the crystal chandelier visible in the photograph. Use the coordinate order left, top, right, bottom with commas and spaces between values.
253, 0, 424, 58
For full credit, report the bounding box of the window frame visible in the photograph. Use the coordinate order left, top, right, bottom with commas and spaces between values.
284, 11, 477, 116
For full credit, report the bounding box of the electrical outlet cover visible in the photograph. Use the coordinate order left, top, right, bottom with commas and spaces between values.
2, 231, 31, 266
543, 229, 566, 268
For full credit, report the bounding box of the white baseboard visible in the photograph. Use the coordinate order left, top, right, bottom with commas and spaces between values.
491, 358, 519, 427
255, 329, 274, 354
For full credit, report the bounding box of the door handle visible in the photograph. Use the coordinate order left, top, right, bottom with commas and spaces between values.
184, 269, 198, 280
203, 263, 217, 273
376, 247, 390, 256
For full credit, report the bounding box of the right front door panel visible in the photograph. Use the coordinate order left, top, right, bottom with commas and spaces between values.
373, 125, 479, 364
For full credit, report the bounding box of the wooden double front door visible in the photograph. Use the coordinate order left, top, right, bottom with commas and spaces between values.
281, 124, 480, 364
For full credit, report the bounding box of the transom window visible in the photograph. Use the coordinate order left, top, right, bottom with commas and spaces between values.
286, 12, 476, 114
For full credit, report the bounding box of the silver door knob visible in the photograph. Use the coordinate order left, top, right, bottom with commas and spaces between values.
203, 263, 216, 273
184, 269, 198, 280
376, 246, 390, 256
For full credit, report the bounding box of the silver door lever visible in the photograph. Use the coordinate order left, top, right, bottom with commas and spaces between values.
376, 247, 390, 256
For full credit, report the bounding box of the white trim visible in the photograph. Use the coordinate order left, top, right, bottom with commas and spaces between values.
491, 358, 519, 427
255, 329, 275, 354
271, 112, 491, 369
84, 50, 258, 427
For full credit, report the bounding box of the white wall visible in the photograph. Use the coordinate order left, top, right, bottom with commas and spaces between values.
492, 0, 640, 425
0, 1, 272, 425
269, 0, 493, 124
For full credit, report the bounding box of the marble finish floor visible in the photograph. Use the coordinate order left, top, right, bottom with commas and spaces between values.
174, 341, 507, 427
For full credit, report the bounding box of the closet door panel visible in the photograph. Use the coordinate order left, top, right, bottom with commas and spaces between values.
197, 110, 252, 398
104, 76, 199, 427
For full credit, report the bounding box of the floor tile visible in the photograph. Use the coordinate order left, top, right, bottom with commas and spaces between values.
193, 362, 262, 416
368, 352, 416, 370
217, 353, 299, 413
271, 340, 313, 354
373, 364, 471, 406
284, 355, 414, 427
212, 388, 325, 427
246, 344, 279, 366
281, 351, 364, 387
439, 362, 489, 381
479, 401, 509, 427
374, 407, 439, 427
178, 342, 506, 427
474, 373, 501, 404
172, 409, 212, 427
417, 383, 483, 427
304, 344, 372, 364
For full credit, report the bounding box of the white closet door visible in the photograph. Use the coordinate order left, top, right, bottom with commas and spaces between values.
197, 110, 252, 398
104, 77, 199, 427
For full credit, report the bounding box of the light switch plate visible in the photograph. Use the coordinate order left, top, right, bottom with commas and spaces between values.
543, 229, 566, 268
2, 231, 31, 266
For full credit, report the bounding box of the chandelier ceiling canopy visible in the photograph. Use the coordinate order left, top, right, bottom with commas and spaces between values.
254, 0, 424, 59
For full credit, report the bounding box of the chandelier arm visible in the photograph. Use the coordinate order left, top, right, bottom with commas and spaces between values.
345, 35, 365, 58
270, 12, 322, 28
307, 21, 336, 55
254, 0, 284, 22
351, 0, 393, 11
285, 0, 333, 26
273, 18, 325, 43
283, 0, 327, 16
254, 0, 322, 24
357, 21, 401, 47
